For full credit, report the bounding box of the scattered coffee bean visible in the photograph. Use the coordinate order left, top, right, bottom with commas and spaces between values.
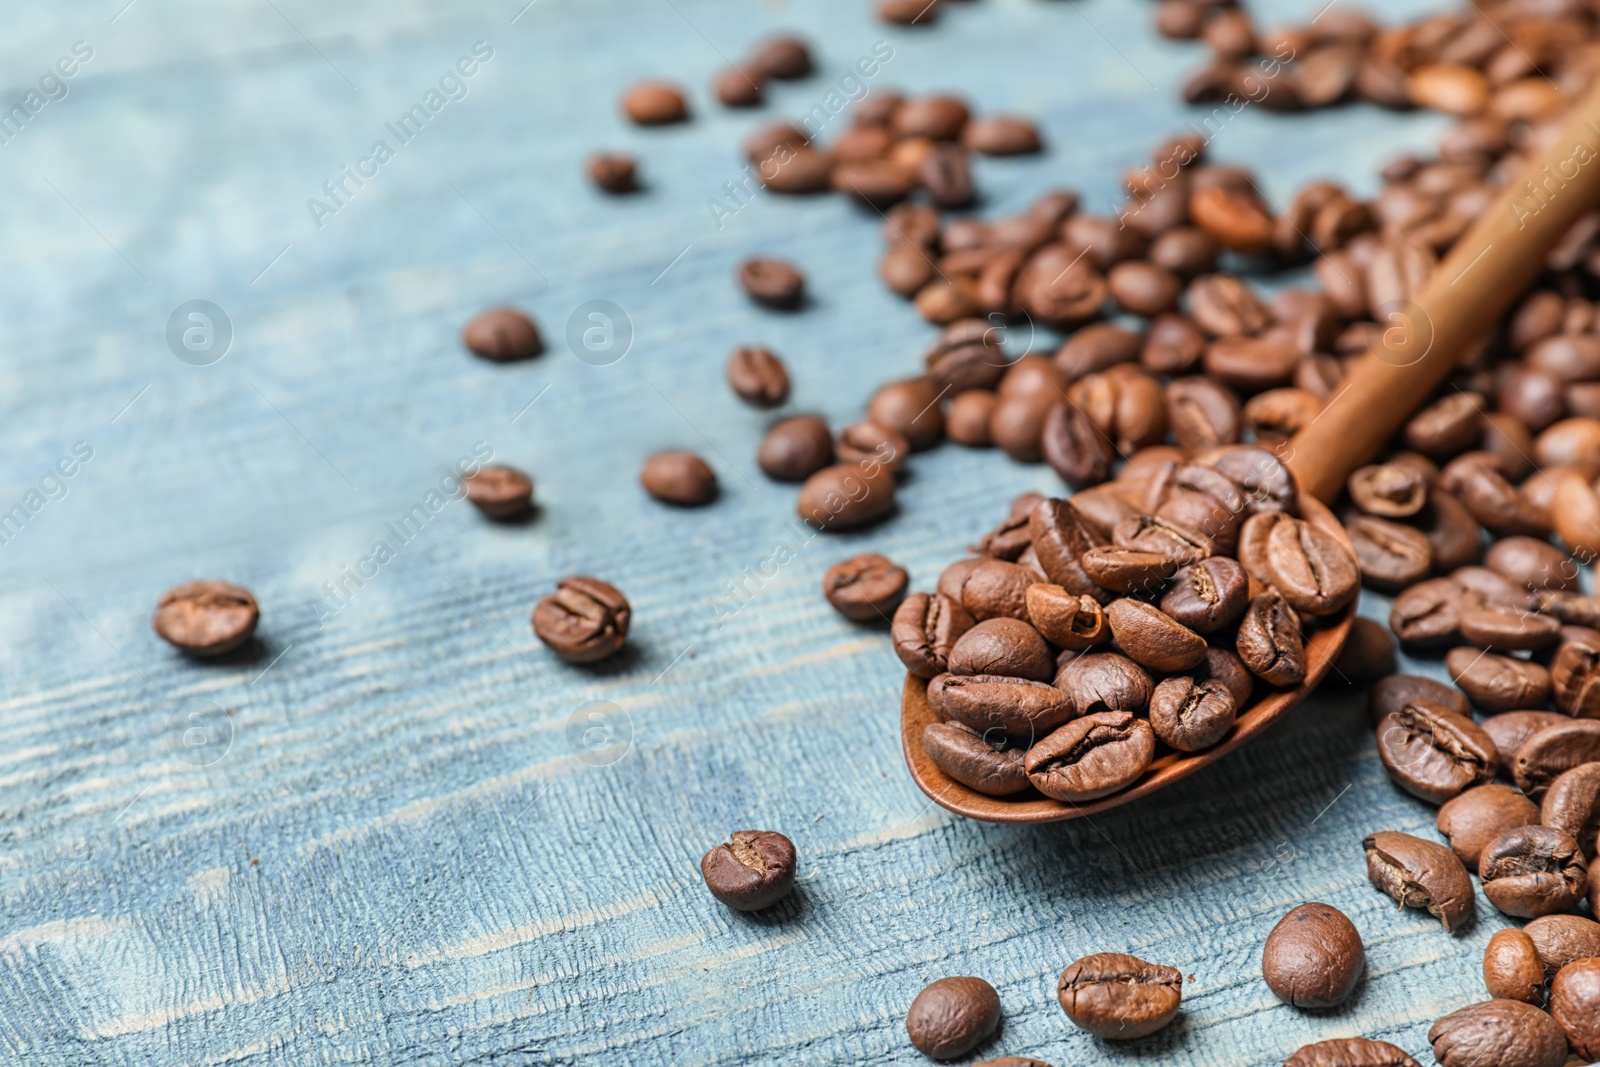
640, 450, 718, 506
622, 80, 689, 125
1478, 824, 1588, 918
738, 257, 806, 309
823, 553, 908, 623
892, 593, 974, 679
462, 465, 534, 520
727, 346, 792, 408
905, 976, 1002, 1060
1371, 674, 1472, 723
532, 576, 631, 664
1057, 953, 1182, 1040
836, 421, 909, 474
152, 580, 259, 656
797, 461, 895, 530
1261, 902, 1364, 1009
1549, 958, 1600, 1061
963, 115, 1042, 156
758, 415, 834, 482
922, 721, 1030, 797
1483, 928, 1546, 1004
1481, 711, 1568, 771
587, 153, 638, 193
1363, 830, 1474, 932
1349, 462, 1429, 518
462, 307, 543, 362
700, 830, 796, 911
749, 34, 812, 81
869, 378, 945, 451
1428, 999, 1568, 1067
1447, 648, 1551, 713
1331, 618, 1398, 686
1539, 761, 1600, 858
713, 66, 763, 108
1436, 784, 1539, 867
1025, 710, 1155, 801
1515, 720, 1600, 798
1284, 1039, 1421, 1067
1375, 702, 1497, 804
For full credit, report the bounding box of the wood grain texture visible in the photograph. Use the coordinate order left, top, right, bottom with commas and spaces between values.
0, 0, 1519, 1063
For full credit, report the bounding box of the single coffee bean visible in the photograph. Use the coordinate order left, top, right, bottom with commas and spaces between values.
1371, 673, 1471, 723
868, 377, 945, 451
1261, 902, 1364, 1009
891, 593, 974, 678
1437, 784, 1540, 867
954, 559, 1035, 622
979, 499, 1037, 562
1422, 488, 1485, 571
797, 461, 895, 530
749, 34, 812, 80
713, 66, 763, 108
1028, 499, 1113, 602
1236, 591, 1307, 688
963, 115, 1042, 156
1540, 589, 1600, 628
463, 465, 534, 520
1159, 557, 1248, 634
700, 830, 796, 911
905, 976, 1002, 1060
949, 618, 1055, 681
1486, 536, 1580, 593
1266, 516, 1360, 615
835, 421, 909, 474
641, 450, 718, 506
1056, 652, 1153, 716
1237, 510, 1287, 584
1484, 928, 1545, 1004
1403, 391, 1485, 458
1025, 585, 1109, 650
928, 673, 1075, 739
1540, 762, 1600, 858
1283, 1038, 1421, 1067
1363, 830, 1475, 932
738, 257, 806, 309
922, 721, 1030, 797
1149, 675, 1237, 751
948, 390, 997, 446
622, 80, 690, 125
1447, 648, 1551, 713
1428, 1000, 1568, 1067
462, 306, 543, 362
1108, 261, 1181, 316
921, 143, 975, 209
1482, 711, 1570, 776
1376, 703, 1497, 804
1106, 598, 1207, 672
1515, 720, 1600, 797
726, 346, 791, 408
1349, 462, 1429, 518
972, 1059, 1055, 1067
1331, 617, 1399, 687
1459, 605, 1561, 652
587, 152, 638, 193
1081, 546, 1179, 595
1111, 514, 1212, 567
1389, 578, 1462, 647
152, 580, 259, 656
823, 553, 908, 623
1550, 958, 1600, 1061
1041, 402, 1116, 489
1026, 711, 1155, 801
1479, 824, 1588, 918
532, 576, 631, 664
1057, 953, 1182, 1040
1454, 566, 1537, 611
1526, 914, 1600, 977
1344, 514, 1433, 593
1551, 639, 1600, 717
757, 415, 834, 482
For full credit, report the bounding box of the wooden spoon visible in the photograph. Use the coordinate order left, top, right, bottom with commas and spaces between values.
900, 76, 1600, 824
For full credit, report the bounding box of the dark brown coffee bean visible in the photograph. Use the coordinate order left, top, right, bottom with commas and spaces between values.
1390, 578, 1461, 647
714, 65, 764, 108
1539, 590, 1600, 628
1210, 447, 1299, 515
1108, 261, 1181, 317
1190, 184, 1275, 254
464, 465, 534, 519
1448, 648, 1551, 713
700, 830, 795, 912
962, 114, 1042, 156
1166, 375, 1241, 451
1111, 513, 1212, 567
738, 257, 805, 309
1421, 489, 1485, 572
836, 421, 909, 474
1486, 536, 1579, 593
1483, 929, 1545, 1004
1348, 463, 1428, 518
948, 390, 997, 446
921, 144, 975, 209
953, 559, 1035, 622
1479, 824, 1588, 918
1541, 762, 1600, 859
797, 461, 895, 530
1266, 516, 1360, 615
1428, 1000, 1568, 1067
1159, 558, 1248, 633
1057, 953, 1181, 1040
1483, 711, 1569, 775
1550, 958, 1600, 1061
1363, 830, 1475, 932
1141, 314, 1205, 377
532, 576, 631, 664
1371, 673, 1472, 723
882, 245, 938, 297
823, 553, 908, 623
758, 416, 834, 482
1331, 618, 1399, 687
1527, 914, 1600, 978
587, 152, 639, 193
1261, 903, 1364, 1009
462, 307, 543, 362
1149, 675, 1236, 751
971, 1059, 1055, 1067
1081, 546, 1178, 596
1376, 702, 1497, 804
949, 618, 1054, 681
749, 34, 812, 80
1025, 585, 1108, 650
1026, 710, 1154, 802
892, 593, 975, 679
1106, 598, 1206, 673
1237, 591, 1307, 688
1403, 391, 1485, 458
726, 347, 791, 408
922, 721, 1030, 797
153, 580, 259, 656
1437, 784, 1540, 867
622, 80, 690, 125
928, 673, 1075, 739
905, 976, 1001, 1059
834, 158, 917, 207
868, 377, 945, 451
1041, 402, 1115, 489
1455, 566, 1537, 611
1459, 605, 1560, 653
1188, 273, 1271, 337
1346, 514, 1433, 593
1203, 335, 1300, 391
641, 450, 718, 506
1517, 720, 1600, 798
1028, 504, 1111, 608
1284, 1038, 1421, 1067
1055, 652, 1152, 716
1551, 640, 1600, 717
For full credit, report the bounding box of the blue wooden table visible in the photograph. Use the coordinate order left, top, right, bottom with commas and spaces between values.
0, 0, 1527, 1063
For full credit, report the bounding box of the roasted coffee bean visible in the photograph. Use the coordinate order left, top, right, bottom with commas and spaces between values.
948, 390, 997, 446
1081, 546, 1178, 595
1266, 516, 1360, 615
1390, 579, 1462, 646
761, 147, 834, 193
1448, 648, 1551, 714
971, 1059, 1055, 1067
1376, 703, 1497, 804
928, 673, 1075, 738
700, 830, 796, 912
1283, 1038, 1421, 1067
1203, 335, 1300, 391
1025, 585, 1109, 650
622, 80, 690, 125
1237, 591, 1307, 688
1484, 928, 1545, 1004
1331, 618, 1398, 687
835, 421, 909, 474
963, 115, 1042, 156
587, 152, 639, 193
1404, 391, 1485, 458
989, 394, 1053, 462
1198, 646, 1253, 707
1211, 447, 1298, 516
1526, 914, 1600, 977
1541, 762, 1600, 858
835, 158, 917, 207
1371, 673, 1472, 723
1551, 640, 1600, 717
1055, 652, 1152, 715
463, 306, 543, 361
1057, 953, 1182, 1040
1479, 825, 1588, 918
978, 509, 1033, 562
1516, 721, 1600, 798
1141, 315, 1206, 377
532, 577, 631, 664
1029, 711, 1156, 800
868, 377, 945, 451
738, 257, 806, 309
1056, 323, 1140, 379
1108, 261, 1181, 316
726, 346, 791, 408
1459, 605, 1560, 652
1166, 375, 1241, 451
1149, 675, 1236, 751
921, 144, 975, 209
1427, 1000, 1568, 1067
1437, 784, 1540, 867
1421, 488, 1484, 571
153, 580, 259, 656
905, 977, 1002, 1060
1455, 566, 1537, 611
749, 34, 812, 80
1106, 598, 1206, 672
949, 618, 1055, 681
713, 65, 764, 108
953, 559, 1035, 622
922, 721, 1030, 797
1345, 514, 1433, 593
892, 593, 975, 679
464, 465, 534, 519
641, 450, 718, 506
1261, 902, 1364, 1009
1042, 402, 1115, 489
1159, 557, 1248, 633
1111, 514, 1212, 567
1483, 712, 1569, 775
798, 461, 895, 530
758, 415, 834, 482
1363, 830, 1475, 932
1550, 958, 1600, 1061
823, 554, 908, 623
1486, 536, 1580, 593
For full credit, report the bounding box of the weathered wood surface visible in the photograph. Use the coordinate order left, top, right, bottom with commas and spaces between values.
0, 0, 1522, 1063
